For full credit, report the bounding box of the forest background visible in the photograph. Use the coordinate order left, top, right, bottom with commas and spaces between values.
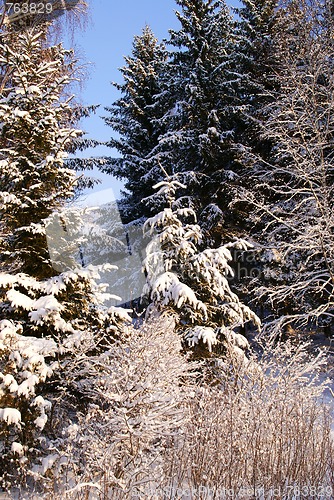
0, 0, 333, 497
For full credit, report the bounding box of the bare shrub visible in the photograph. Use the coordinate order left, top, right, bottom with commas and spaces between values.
41, 316, 195, 499
167, 340, 334, 499
32, 323, 333, 499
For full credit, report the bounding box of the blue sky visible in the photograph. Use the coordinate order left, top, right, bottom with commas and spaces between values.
72, 0, 240, 202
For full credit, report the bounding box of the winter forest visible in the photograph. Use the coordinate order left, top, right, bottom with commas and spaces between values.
0, 0, 334, 497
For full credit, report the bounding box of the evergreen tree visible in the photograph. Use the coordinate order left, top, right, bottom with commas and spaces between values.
229, 0, 281, 215
233, 0, 280, 116
103, 26, 168, 222
0, 23, 130, 486
103, 1, 238, 242
142, 177, 260, 359
156, 0, 235, 241
0, 26, 111, 334
0, 27, 78, 279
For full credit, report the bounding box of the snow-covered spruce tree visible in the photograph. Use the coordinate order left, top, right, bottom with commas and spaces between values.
232, 0, 280, 130
102, 26, 169, 223
0, 26, 77, 279
0, 24, 121, 334
153, 0, 236, 241
233, 0, 334, 335
222, 0, 282, 238
0, 23, 130, 489
142, 177, 260, 359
